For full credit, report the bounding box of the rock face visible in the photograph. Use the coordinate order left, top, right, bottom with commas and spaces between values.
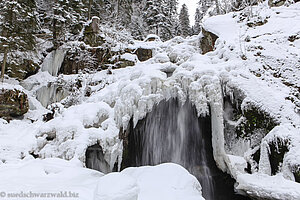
200, 28, 219, 54
3, 59, 39, 80
60, 47, 137, 74
135, 48, 152, 62
82, 17, 105, 47
0, 89, 29, 119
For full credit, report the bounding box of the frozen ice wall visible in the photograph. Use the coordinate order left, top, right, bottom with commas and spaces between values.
41, 49, 66, 76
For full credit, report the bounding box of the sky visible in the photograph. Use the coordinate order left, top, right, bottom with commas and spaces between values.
178, 0, 199, 25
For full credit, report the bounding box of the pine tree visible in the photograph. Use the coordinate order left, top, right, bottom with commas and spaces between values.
165, 0, 179, 38
0, 0, 39, 51
130, 0, 147, 40
142, 0, 177, 41
193, 8, 202, 35
198, 0, 220, 17
179, 4, 191, 37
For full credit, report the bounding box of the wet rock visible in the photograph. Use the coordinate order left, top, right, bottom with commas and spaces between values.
200, 28, 219, 54
0, 89, 29, 119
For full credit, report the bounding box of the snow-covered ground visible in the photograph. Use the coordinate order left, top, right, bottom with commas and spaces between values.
0, 159, 203, 200
0, 2, 299, 200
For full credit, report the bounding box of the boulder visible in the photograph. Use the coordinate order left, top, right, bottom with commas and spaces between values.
0, 89, 29, 119
200, 28, 219, 54
135, 48, 152, 62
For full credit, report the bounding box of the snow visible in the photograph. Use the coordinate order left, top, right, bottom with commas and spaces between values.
121, 163, 204, 200
94, 173, 139, 200
0, 159, 203, 200
236, 173, 300, 200
120, 53, 138, 62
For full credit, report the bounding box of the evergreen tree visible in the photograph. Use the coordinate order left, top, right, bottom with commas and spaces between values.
38, 0, 87, 49
198, 0, 220, 17
142, 0, 177, 41
179, 4, 191, 37
0, 0, 39, 51
130, 0, 147, 40
193, 8, 202, 35
165, 0, 180, 37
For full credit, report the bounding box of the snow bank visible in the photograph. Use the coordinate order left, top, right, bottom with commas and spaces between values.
0, 158, 102, 200
94, 173, 139, 200
121, 163, 204, 200
0, 160, 204, 200
236, 173, 300, 200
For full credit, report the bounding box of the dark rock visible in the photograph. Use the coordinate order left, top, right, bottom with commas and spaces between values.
288, 35, 300, 42
292, 166, 300, 183
0, 89, 29, 119
135, 48, 152, 62
43, 111, 54, 122
247, 19, 268, 27
200, 28, 219, 54
268, 0, 286, 7
60, 45, 139, 74
60, 47, 99, 74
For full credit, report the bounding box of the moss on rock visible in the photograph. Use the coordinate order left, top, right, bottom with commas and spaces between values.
236, 107, 277, 138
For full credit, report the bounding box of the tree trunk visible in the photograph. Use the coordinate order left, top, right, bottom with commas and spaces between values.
215, 0, 220, 14
1, 46, 8, 82
88, 0, 92, 20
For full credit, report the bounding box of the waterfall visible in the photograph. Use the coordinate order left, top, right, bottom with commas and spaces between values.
41, 49, 66, 76
124, 98, 252, 200
126, 98, 215, 199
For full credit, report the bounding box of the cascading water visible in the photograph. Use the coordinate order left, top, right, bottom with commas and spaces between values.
123, 98, 251, 200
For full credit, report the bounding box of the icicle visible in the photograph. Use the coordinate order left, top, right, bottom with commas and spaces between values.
258, 141, 271, 175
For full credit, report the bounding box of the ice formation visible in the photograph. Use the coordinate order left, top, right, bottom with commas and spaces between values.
41, 49, 66, 77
